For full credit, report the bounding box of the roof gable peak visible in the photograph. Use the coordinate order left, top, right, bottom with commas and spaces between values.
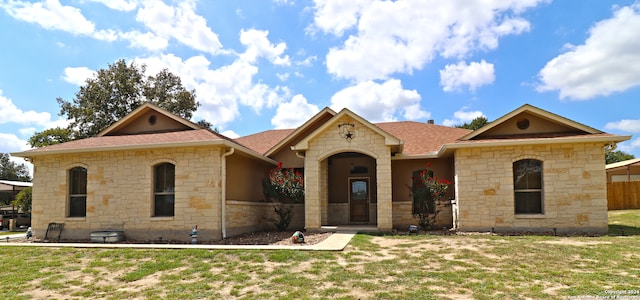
460, 103, 603, 141
98, 102, 201, 137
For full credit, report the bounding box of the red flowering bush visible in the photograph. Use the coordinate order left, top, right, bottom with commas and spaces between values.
262, 162, 304, 230
410, 163, 451, 230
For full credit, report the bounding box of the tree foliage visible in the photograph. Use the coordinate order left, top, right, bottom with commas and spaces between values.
455, 116, 489, 130
28, 127, 74, 148
0, 153, 31, 182
12, 187, 32, 214
606, 150, 635, 164
410, 163, 451, 230
262, 162, 305, 231
36, 59, 199, 143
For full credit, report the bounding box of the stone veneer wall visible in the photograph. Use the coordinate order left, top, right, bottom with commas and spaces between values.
31, 147, 224, 242
455, 142, 608, 233
304, 116, 394, 231
392, 201, 453, 231
225, 201, 304, 236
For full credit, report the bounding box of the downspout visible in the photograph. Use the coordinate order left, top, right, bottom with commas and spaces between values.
221, 147, 235, 240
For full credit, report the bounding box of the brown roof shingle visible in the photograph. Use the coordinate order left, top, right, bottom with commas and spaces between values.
23, 129, 226, 154
376, 121, 472, 155
234, 129, 295, 155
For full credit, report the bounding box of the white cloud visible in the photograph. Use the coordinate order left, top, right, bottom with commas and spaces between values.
296, 55, 317, 67
86, 0, 137, 12
0, 90, 53, 127
274, 0, 295, 6
0, 0, 117, 41
135, 0, 223, 55
62, 67, 95, 86
537, 2, 640, 100
1, 0, 95, 35
605, 119, 640, 133
136, 53, 289, 127
313, 0, 542, 81
440, 60, 495, 92
617, 137, 640, 155
271, 94, 320, 129
0, 133, 30, 153
443, 108, 486, 127
330, 79, 426, 122
119, 30, 169, 51
220, 130, 240, 139
239, 29, 291, 66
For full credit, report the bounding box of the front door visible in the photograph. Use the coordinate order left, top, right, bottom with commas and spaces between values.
349, 178, 369, 223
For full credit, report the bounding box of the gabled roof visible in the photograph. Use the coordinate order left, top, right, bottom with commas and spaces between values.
292, 108, 403, 152
12, 103, 276, 164
98, 102, 201, 136
265, 107, 336, 156
0, 180, 32, 192
440, 104, 630, 153
377, 122, 471, 157
460, 104, 601, 141
606, 158, 640, 170
234, 129, 295, 155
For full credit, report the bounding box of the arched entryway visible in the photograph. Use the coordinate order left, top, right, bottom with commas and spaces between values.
326, 152, 377, 225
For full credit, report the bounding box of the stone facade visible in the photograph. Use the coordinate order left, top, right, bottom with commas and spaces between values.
31, 146, 224, 242
302, 115, 394, 231
225, 200, 304, 236
454, 142, 608, 234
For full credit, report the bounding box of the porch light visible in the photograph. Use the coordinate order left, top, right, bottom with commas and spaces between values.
338, 122, 356, 142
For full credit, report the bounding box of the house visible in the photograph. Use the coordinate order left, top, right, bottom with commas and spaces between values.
11, 103, 630, 241
605, 158, 640, 210
606, 158, 640, 183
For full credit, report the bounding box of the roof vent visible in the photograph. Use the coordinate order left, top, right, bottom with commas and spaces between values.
427, 119, 435, 124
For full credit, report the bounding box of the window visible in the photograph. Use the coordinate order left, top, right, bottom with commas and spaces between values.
513, 159, 543, 214
154, 163, 175, 217
69, 167, 87, 217
412, 169, 434, 215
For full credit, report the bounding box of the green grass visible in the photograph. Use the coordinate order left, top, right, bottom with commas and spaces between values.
1, 210, 639, 299
608, 209, 640, 235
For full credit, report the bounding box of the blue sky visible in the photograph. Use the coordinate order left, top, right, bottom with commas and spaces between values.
1, 0, 640, 168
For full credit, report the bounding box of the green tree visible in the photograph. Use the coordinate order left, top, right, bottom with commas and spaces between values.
12, 186, 31, 214
49, 59, 199, 141
28, 127, 74, 148
456, 116, 489, 130
606, 150, 635, 164
262, 162, 304, 231
0, 153, 31, 182
0, 153, 31, 205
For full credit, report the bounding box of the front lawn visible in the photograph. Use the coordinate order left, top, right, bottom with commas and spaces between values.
0, 210, 638, 299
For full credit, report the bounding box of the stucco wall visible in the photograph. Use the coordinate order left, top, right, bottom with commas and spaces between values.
31, 146, 224, 242
226, 153, 273, 202
455, 142, 608, 233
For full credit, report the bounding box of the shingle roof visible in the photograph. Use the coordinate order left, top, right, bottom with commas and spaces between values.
234, 129, 295, 155
21, 129, 226, 154
376, 121, 471, 155
234, 121, 472, 156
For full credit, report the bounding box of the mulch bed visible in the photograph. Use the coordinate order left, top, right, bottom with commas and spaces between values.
17, 230, 333, 246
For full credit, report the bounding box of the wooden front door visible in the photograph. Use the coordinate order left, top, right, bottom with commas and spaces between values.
349, 178, 369, 223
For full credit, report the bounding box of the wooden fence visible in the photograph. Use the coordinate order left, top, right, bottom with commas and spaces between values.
607, 181, 640, 210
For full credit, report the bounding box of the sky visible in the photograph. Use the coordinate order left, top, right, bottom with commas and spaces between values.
1, 0, 640, 170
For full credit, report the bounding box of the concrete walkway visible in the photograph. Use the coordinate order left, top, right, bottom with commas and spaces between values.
0, 231, 357, 251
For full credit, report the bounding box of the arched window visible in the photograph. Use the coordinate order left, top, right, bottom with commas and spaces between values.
69, 167, 87, 217
154, 163, 175, 217
513, 159, 543, 214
